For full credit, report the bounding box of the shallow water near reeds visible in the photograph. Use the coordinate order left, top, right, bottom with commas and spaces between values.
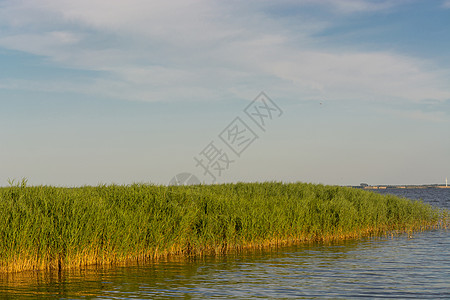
1, 188, 449, 299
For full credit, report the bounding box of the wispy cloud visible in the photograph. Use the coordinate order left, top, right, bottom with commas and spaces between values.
296, 0, 403, 13
1, 0, 449, 104
443, 0, 450, 8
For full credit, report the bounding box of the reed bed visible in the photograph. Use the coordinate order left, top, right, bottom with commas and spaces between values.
0, 182, 447, 273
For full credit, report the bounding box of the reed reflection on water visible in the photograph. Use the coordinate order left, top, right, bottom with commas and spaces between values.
1, 188, 449, 299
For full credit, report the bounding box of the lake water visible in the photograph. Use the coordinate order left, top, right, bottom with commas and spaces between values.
1, 188, 449, 299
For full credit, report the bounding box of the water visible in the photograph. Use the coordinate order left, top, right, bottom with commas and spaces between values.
1, 189, 449, 299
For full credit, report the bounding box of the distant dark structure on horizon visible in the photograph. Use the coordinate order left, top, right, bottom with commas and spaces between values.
352, 183, 449, 190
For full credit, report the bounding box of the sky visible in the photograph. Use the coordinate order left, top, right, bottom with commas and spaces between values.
1, 0, 449, 187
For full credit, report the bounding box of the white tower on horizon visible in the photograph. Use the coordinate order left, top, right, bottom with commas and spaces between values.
446, 177, 448, 187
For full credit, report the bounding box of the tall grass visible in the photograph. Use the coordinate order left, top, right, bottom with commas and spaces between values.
0, 182, 446, 273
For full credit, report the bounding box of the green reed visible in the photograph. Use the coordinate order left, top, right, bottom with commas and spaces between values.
0, 182, 446, 272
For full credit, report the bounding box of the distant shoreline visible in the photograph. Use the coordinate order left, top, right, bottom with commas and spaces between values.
352, 185, 450, 190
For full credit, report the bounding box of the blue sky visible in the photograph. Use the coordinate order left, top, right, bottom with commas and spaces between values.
1, 0, 449, 186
